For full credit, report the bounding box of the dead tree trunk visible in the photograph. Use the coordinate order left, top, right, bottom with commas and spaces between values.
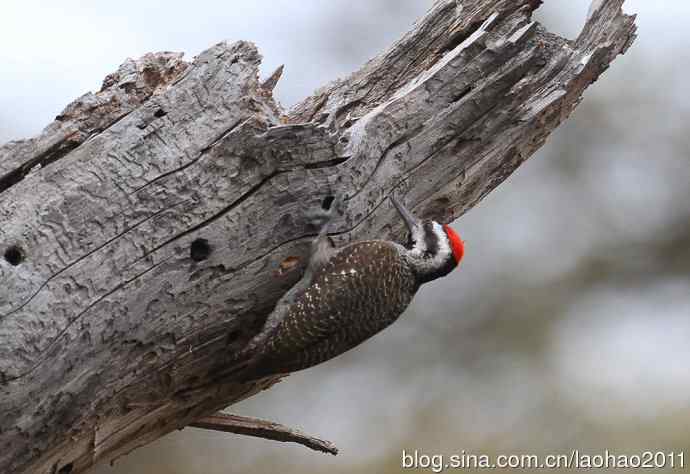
0, 1, 636, 472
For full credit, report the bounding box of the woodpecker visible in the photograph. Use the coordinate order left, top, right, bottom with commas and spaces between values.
236, 195, 465, 381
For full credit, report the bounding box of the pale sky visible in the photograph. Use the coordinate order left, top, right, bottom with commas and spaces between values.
1, 0, 688, 143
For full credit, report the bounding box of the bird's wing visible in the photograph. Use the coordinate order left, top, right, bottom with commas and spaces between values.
255, 241, 410, 364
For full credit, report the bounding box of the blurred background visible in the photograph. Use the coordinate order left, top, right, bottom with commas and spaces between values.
2, 1, 689, 472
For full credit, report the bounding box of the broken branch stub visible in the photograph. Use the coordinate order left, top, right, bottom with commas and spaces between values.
0, 0, 636, 472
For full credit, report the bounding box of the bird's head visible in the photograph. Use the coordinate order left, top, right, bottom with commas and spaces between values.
391, 196, 464, 283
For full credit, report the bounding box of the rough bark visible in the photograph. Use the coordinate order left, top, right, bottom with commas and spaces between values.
0, 0, 636, 472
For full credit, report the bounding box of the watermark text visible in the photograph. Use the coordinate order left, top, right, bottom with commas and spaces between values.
401, 449, 685, 471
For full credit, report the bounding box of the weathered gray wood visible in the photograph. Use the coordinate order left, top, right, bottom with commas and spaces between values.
0, 1, 636, 472
189, 413, 338, 455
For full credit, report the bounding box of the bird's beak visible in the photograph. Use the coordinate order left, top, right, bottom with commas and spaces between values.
390, 196, 420, 234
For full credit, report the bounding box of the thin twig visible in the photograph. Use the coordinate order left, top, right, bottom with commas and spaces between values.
189, 412, 338, 455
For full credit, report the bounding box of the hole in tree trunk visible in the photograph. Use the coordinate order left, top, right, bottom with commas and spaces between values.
4, 246, 24, 266
190, 238, 211, 261
322, 195, 335, 210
